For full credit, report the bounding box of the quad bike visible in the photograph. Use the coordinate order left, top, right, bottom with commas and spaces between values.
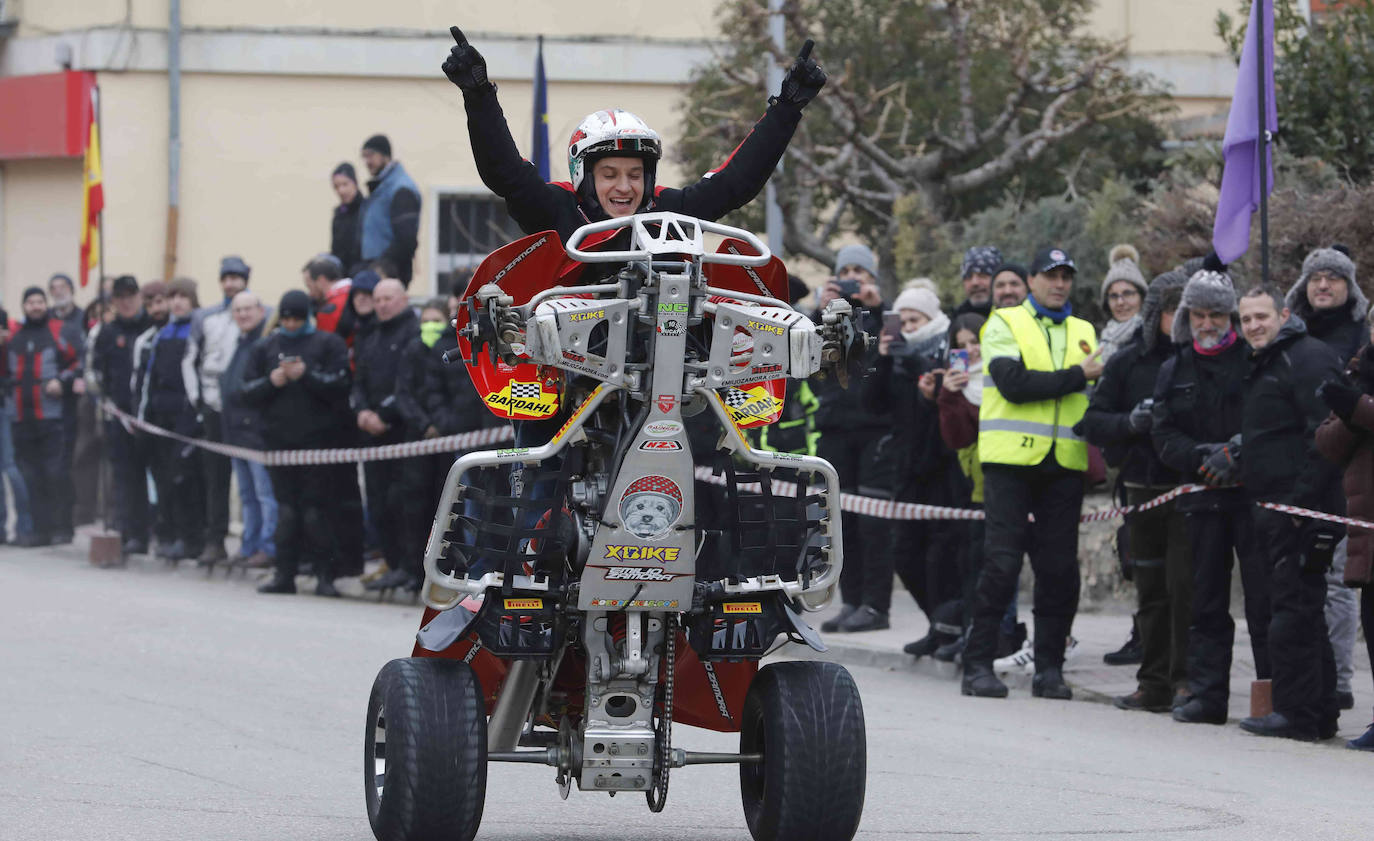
364, 213, 870, 841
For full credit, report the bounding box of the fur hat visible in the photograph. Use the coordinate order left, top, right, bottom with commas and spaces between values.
833, 244, 877, 279
893, 283, 942, 321
1100, 244, 1148, 306
1285, 245, 1367, 322
960, 245, 1003, 280
1171, 269, 1237, 345
1140, 267, 1189, 351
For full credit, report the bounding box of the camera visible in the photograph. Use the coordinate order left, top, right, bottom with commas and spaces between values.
836, 277, 860, 298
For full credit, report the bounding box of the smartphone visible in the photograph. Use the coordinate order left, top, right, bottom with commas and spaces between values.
278, 354, 302, 364
836, 277, 861, 298
881, 312, 906, 347
948, 349, 970, 373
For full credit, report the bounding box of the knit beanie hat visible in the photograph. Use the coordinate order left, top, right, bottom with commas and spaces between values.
278, 290, 312, 321
22, 286, 46, 302
961, 245, 1003, 279
892, 284, 943, 322
1140, 267, 1189, 351
362, 134, 391, 158
332, 161, 358, 183
1100, 244, 1148, 306
351, 269, 381, 294
141, 280, 168, 300
833, 244, 877, 279
1285, 245, 1367, 322
993, 262, 1028, 285
1171, 269, 1237, 345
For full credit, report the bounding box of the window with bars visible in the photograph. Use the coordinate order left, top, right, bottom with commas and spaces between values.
434, 192, 524, 296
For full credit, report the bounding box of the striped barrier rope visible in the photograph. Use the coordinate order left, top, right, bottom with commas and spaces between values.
102, 401, 515, 466
107, 400, 1374, 532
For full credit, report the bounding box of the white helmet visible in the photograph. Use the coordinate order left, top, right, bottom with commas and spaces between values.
567, 109, 662, 192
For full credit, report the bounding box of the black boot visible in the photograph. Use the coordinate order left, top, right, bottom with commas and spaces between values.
1103, 624, 1143, 666
1031, 667, 1073, 700
961, 663, 1009, 698
1239, 712, 1317, 742
257, 575, 296, 594
315, 577, 341, 598
821, 604, 858, 633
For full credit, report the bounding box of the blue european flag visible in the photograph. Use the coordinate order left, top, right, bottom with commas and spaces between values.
532, 35, 550, 181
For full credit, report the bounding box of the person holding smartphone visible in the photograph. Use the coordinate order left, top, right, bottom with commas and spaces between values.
850, 282, 963, 641
237, 290, 354, 597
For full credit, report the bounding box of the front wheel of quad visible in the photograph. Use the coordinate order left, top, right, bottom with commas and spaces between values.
365, 658, 487, 841
739, 661, 866, 841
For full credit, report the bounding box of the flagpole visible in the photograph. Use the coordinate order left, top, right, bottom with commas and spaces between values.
1257, 1, 1270, 286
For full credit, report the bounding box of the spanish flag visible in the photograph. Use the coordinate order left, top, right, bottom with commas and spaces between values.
79, 87, 103, 288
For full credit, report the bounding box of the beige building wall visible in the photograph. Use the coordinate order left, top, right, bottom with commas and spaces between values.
1, 0, 1258, 309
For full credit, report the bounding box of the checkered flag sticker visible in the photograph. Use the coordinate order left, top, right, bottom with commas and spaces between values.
510, 382, 542, 399
722, 388, 750, 408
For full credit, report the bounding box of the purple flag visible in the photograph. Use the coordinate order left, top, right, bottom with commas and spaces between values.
1212, 0, 1277, 264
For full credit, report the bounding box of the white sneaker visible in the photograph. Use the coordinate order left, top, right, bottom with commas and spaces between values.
993, 636, 1078, 676
994, 639, 1034, 675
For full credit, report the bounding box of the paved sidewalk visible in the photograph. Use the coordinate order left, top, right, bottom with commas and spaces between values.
793, 593, 1374, 737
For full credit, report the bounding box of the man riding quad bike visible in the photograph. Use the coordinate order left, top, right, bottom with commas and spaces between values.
362, 29, 867, 841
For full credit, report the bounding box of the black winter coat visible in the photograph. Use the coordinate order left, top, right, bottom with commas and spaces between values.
91, 311, 150, 413
331, 194, 364, 277
1151, 338, 1250, 511
423, 332, 501, 437
1242, 317, 1345, 508
238, 329, 352, 449
860, 351, 956, 499
1080, 329, 1178, 487
1304, 307, 1365, 364
219, 324, 267, 450
350, 308, 419, 429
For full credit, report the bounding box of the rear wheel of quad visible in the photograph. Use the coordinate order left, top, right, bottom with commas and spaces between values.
739, 661, 866, 841
365, 658, 487, 841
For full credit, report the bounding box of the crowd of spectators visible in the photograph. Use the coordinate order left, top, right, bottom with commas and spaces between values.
788, 239, 1374, 751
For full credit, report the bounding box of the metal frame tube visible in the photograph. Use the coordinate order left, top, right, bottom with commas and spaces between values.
487, 660, 542, 753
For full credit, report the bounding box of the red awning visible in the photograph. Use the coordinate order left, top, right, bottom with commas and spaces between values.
0, 70, 96, 160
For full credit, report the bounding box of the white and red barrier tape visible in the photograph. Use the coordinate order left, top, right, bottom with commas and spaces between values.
106, 401, 1374, 531
102, 401, 515, 467
691, 465, 1374, 531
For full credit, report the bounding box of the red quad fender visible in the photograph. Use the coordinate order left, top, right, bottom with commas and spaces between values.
457, 230, 791, 429
411, 607, 757, 733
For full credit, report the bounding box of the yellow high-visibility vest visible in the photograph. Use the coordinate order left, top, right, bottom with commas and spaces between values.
979, 304, 1096, 471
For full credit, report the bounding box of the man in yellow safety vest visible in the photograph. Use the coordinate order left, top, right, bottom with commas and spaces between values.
961, 246, 1104, 700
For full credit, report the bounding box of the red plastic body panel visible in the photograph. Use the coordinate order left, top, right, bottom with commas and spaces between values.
411, 607, 756, 733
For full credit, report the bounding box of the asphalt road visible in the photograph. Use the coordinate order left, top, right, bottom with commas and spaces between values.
3, 546, 1374, 841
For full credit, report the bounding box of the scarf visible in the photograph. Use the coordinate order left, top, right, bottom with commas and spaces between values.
1193, 328, 1238, 357
1027, 293, 1073, 323
963, 359, 985, 406
901, 311, 951, 348
421, 320, 446, 348
1099, 314, 1142, 363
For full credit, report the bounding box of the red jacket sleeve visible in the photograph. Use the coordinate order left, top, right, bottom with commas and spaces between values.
937, 387, 978, 451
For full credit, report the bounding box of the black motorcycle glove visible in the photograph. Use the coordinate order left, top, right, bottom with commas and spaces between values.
774, 40, 826, 108
1127, 399, 1153, 434
442, 26, 491, 91
1318, 379, 1362, 421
